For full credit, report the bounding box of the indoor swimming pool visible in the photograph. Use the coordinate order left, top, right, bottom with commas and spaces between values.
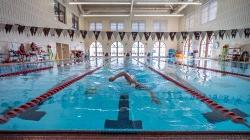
0, 57, 249, 132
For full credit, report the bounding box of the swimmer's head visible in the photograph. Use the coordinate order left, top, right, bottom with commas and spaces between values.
109, 77, 115, 82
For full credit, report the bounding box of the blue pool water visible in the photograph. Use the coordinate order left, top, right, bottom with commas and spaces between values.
0, 57, 249, 131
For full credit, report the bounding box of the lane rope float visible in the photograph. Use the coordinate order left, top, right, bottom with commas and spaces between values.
135, 59, 250, 128
0, 58, 115, 124
0, 66, 53, 78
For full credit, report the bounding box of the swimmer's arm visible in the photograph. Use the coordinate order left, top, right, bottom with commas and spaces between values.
144, 88, 161, 104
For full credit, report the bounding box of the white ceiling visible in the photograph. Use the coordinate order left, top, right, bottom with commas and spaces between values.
69, 0, 202, 16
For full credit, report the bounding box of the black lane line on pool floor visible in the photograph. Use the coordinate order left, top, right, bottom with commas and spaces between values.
0, 58, 116, 124
134, 59, 250, 128
105, 94, 142, 129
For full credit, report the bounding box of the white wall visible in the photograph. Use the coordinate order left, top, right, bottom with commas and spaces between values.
0, 0, 84, 61
82, 16, 180, 56
179, 0, 250, 59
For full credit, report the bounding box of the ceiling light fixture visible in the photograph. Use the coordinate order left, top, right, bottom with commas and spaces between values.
134, 14, 184, 17
69, 2, 131, 5
81, 14, 130, 17
136, 2, 202, 5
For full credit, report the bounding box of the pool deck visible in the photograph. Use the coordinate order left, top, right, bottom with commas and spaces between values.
0, 131, 249, 140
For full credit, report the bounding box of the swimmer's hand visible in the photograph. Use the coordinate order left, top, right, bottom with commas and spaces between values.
152, 97, 161, 104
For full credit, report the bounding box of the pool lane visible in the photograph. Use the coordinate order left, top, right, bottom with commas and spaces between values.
180, 59, 250, 75
135, 59, 249, 128
149, 58, 250, 128
0, 58, 249, 131
0, 58, 104, 114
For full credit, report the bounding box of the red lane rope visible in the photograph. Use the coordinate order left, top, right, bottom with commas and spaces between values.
0, 66, 102, 124
0, 66, 53, 77
135, 59, 248, 126
175, 62, 250, 78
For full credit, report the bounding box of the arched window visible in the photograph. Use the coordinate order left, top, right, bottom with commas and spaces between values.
89, 41, 103, 56
152, 42, 167, 57
132, 42, 145, 56
182, 38, 193, 57
199, 36, 214, 58
111, 42, 124, 56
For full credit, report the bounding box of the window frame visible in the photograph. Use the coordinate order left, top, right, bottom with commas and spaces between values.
72, 14, 79, 30
132, 21, 145, 32
54, 0, 66, 24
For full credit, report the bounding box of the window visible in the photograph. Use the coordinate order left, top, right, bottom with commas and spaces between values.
89, 41, 103, 56
72, 14, 79, 30
152, 42, 167, 57
132, 21, 145, 32
89, 22, 103, 31
54, 0, 66, 24
182, 39, 193, 56
199, 37, 214, 58
111, 22, 124, 31
153, 21, 166, 32
201, 0, 217, 24
111, 42, 124, 56
132, 42, 145, 56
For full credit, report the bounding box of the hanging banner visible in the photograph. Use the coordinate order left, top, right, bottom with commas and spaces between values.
30, 27, 38, 36
144, 32, 151, 41
169, 32, 176, 41
5, 24, 13, 33
201, 31, 206, 39
93, 31, 100, 40
49, 28, 56, 37
151, 32, 156, 40
194, 32, 201, 40
225, 30, 231, 38
113, 32, 119, 39
106, 31, 113, 40
11, 25, 18, 33
74, 30, 81, 38
0, 24, 5, 32
119, 32, 126, 41
100, 32, 106, 40
176, 32, 181, 41
181, 32, 188, 40
55, 29, 63, 37
156, 32, 164, 40
36, 27, 43, 36
132, 32, 138, 41
238, 29, 244, 38
43, 28, 50, 36
231, 29, 237, 38
68, 30, 75, 39
207, 31, 214, 40
80, 30, 87, 39
219, 30, 226, 39
17, 25, 25, 34
188, 32, 193, 39
244, 28, 250, 38
138, 32, 144, 40
126, 32, 131, 40
214, 30, 219, 40
163, 32, 169, 40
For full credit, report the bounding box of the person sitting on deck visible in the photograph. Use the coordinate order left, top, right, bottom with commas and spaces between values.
17, 44, 29, 62
109, 71, 160, 104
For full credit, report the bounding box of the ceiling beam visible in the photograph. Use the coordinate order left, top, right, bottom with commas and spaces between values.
130, 0, 134, 17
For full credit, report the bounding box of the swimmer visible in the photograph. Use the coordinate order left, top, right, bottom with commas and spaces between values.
109, 72, 160, 104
